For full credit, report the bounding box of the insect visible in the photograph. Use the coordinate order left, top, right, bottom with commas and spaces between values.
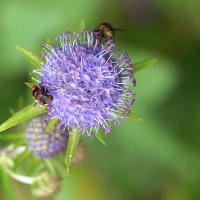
94, 22, 125, 39
32, 85, 53, 105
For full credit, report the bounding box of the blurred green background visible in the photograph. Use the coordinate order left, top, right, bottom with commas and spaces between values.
0, 0, 200, 199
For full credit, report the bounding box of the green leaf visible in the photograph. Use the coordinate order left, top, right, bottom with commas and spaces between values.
46, 38, 52, 45
0, 104, 46, 133
16, 45, 41, 68
95, 130, 106, 145
14, 148, 31, 170
134, 58, 157, 73
0, 168, 16, 200
24, 82, 35, 88
43, 159, 56, 177
17, 96, 24, 110
9, 108, 15, 115
28, 158, 41, 174
0, 132, 24, 141
45, 118, 58, 132
52, 158, 66, 175
65, 129, 80, 174
9, 97, 25, 116
127, 112, 143, 122
78, 19, 85, 32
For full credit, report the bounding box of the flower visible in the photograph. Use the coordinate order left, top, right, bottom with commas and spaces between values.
0, 145, 26, 167
25, 115, 69, 158
34, 30, 136, 135
32, 172, 61, 198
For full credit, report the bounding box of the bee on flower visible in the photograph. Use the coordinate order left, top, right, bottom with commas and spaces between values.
33, 30, 136, 136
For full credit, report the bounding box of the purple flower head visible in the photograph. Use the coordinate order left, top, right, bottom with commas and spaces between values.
34, 30, 136, 136
25, 115, 69, 158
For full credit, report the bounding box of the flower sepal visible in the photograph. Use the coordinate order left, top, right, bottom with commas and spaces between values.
127, 112, 143, 122
77, 19, 86, 32
134, 58, 157, 73
16, 45, 41, 69
24, 82, 36, 88
65, 128, 80, 174
95, 130, 106, 145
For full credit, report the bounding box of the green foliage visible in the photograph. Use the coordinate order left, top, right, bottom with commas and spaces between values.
24, 82, 35, 88
16, 45, 41, 69
95, 130, 106, 145
45, 118, 58, 132
14, 149, 31, 170
0, 132, 24, 141
0, 168, 16, 200
43, 159, 57, 177
127, 112, 143, 122
0, 104, 46, 133
65, 129, 80, 174
134, 58, 157, 73
78, 19, 86, 32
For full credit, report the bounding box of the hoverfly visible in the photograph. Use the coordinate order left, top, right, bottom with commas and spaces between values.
94, 22, 125, 39
32, 85, 53, 105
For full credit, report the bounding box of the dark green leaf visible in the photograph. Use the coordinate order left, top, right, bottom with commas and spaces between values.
45, 118, 58, 132
16, 45, 41, 68
78, 19, 85, 32
95, 130, 106, 145
0, 104, 46, 132
65, 129, 80, 174
134, 58, 157, 73
127, 113, 143, 122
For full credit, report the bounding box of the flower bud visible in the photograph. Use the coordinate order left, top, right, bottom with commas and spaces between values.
25, 115, 69, 158
32, 172, 60, 198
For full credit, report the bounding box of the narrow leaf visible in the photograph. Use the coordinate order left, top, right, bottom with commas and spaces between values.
95, 130, 106, 145
28, 158, 41, 174
24, 82, 35, 88
9, 108, 15, 115
17, 96, 24, 110
0, 168, 16, 200
78, 19, 86, 32
134, 58, 157, 73
127, 112, 143, 122
16, 45, 41, 68
52, 158, 66, 175
43, 159, 56, 177
14, 149, 31, 170
65, 129, 80, 174
0, 104, 46, 132
0, 132, 24, 141
45, 118, 58, 132
46, 38, 52, 45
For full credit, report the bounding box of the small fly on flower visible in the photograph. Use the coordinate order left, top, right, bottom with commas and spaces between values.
33, 30, 136, 136
32, 85, 53, 105
94, 22, 125, 39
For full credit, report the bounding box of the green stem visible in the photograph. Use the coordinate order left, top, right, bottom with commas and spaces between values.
3, 166, 35, 185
